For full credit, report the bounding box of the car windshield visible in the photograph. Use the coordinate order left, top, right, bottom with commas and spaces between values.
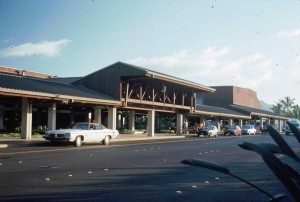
73, 123, 89, 130
243, 125, 250, 129
205, 126, 214, 130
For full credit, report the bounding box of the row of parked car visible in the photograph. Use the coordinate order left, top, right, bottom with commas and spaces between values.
197, 124, 260, 138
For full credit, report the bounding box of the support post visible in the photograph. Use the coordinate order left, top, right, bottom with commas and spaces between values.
21, 97, 32, 139
108, 107, 117, 130
268, 118, 271, 125
129, 110, 135, 131
229, 118, 233, 126
239, 119, 243, 127
94, 108, 102, 124
260, 117, 264, 129
125, 82, 129, 107
278, 120, 282, 132
47, 103, 56, 130
147, 110, 155, 137
117, 112, 121, 128
87, 112, 92, 123
176, 113, 183, 135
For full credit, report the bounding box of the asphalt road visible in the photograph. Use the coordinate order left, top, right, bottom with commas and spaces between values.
0, 135, 299, 202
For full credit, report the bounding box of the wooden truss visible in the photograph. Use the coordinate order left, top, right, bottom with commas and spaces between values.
120, 79, 196, 112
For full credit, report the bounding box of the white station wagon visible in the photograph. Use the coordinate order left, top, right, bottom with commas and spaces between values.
44, 122, 119, 147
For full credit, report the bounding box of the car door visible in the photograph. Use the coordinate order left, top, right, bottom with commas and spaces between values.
94, 124, 106, 141
213, 126, 218, 136
84, 123, 97, 142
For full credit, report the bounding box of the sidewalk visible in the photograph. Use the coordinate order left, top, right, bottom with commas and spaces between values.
0, 133, 187, 149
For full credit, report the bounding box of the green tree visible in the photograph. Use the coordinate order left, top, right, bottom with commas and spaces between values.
271, 102, 283, 115
280, 96, 295, 117
292, 104, 300, 120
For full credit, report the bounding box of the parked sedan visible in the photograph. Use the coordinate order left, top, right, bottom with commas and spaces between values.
241, 124, 256, 135
44, 122, 119, 147
224, 125, 241, 136
197, 125, 219, 138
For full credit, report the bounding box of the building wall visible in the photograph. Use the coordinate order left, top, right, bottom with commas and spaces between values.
203, 86, 234, 107
233, 86, 262, 109
203, 86, 262, 109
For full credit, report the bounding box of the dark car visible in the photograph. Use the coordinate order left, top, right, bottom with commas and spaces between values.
260, 126, 268, 134
224, 125, 241, 136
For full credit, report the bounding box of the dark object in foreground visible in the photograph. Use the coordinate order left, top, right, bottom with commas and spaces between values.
181, 122, 300, 201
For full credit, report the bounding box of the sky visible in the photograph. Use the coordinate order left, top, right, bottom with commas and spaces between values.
0, 0, 300, 105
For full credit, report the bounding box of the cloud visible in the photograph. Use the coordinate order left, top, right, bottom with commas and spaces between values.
128, 47, 274, 90
276, 28, 300, 39
0, 39, 71, 57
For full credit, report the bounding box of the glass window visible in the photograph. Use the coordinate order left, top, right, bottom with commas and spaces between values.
95, 124, 103, 130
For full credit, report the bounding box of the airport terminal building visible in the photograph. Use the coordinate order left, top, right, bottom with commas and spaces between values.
0, 62, 287, 139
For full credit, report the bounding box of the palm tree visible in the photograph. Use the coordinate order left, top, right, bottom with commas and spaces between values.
292, 104, 300, 119
280, 96, 295, 117
271, 102, 283, 115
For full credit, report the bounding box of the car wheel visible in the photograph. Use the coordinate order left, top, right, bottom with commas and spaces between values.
102, 135, 110, 145
75, 136, 82, 147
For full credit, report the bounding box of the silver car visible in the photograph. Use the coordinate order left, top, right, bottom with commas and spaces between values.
44, 122, 119, 147
241, 124, 256, 135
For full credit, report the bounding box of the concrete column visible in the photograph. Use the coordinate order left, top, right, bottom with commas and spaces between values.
274, 119, 278, 130
88, 112, 92, 123
217, 119, 221, 131
268, 118, 271, 125
21, 97, 32, 139
176, 113, 183, 135
147, 110, 155, 137
47, 103, 56, 130
260, 117, 264, 128
129, 110, 135, 131
122, 116, 126, 128
117, 113, 121, 128
229, 118, 233, 126
278, 120, 282, 132
94, 108, 102, 124
239, 119, 243, 127
108, 107, 117, 130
